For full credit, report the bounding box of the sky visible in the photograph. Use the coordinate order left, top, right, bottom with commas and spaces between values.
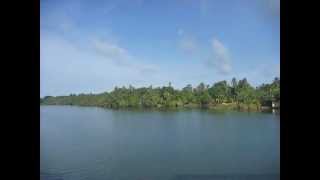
40, 0, 280, 97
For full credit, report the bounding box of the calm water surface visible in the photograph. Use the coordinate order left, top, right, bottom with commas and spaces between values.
41, 106, 279, 180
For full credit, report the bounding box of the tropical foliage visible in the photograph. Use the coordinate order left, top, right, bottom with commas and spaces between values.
41, 77, 280, 110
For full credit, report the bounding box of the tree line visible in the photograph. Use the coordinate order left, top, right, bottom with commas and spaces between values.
41, 77, 280, 111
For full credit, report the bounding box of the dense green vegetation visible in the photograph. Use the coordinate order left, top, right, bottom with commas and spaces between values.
41, 77, 280, 111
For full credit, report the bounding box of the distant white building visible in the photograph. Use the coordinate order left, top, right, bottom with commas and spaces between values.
272, 101, 280, 108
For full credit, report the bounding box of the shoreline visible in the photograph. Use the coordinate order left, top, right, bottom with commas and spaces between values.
40, 103, 279, 113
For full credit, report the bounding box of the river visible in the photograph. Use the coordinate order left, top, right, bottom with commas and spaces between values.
40, 105, 280, 180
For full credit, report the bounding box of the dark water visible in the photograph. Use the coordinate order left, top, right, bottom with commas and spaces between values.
41, 106, 280, 180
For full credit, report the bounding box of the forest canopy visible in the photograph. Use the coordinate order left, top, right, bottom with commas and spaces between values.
41, 77, 280, 111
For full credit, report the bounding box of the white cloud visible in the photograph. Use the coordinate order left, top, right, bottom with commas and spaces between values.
91, 38, 159, 75
92, 38, 131, 66
207, 38, 232, 74
40, 34, 162, 97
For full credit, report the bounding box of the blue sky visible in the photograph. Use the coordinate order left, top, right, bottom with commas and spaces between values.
41, 0, 279, 97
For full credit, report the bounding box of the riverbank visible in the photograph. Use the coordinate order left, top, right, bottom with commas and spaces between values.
41, 102, 276, 112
